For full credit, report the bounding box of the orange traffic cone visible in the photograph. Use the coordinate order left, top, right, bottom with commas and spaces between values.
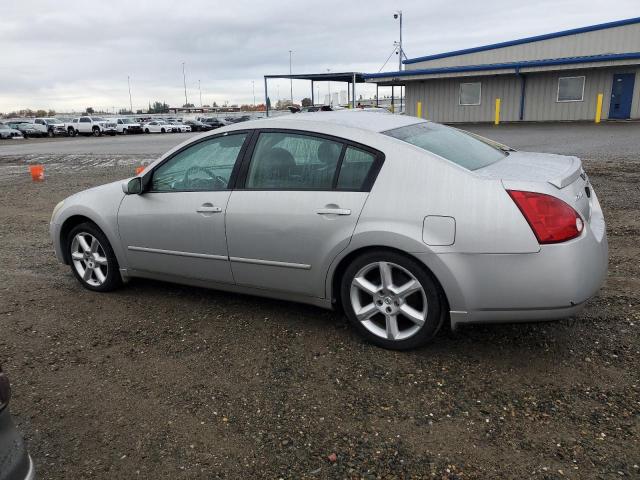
29, 165, 44, 181
135, 166, 145, 175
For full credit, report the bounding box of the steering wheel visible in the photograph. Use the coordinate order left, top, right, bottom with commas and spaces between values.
183, 166, 227, 189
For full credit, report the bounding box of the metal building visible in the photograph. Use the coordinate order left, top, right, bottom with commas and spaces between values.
365, 17, 640, 122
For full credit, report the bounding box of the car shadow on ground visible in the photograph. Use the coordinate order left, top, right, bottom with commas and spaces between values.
119, 277, 585, 358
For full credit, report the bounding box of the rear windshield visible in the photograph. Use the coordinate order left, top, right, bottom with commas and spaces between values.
383, 122, 506, 170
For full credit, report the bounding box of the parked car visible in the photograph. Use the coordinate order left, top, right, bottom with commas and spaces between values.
200, 117, 226, 129
69, 116, 117, 137
142, 120, 170, 134
165, 120, 191, 133
0, 366, 35, 480
0, 123, 24, 139
115, 118, 143, 135
49, 112, 607, 350
6, 122, 44, 138
34, 117, 67, 137
183, 119, 212, 132
225, 115, 252, 124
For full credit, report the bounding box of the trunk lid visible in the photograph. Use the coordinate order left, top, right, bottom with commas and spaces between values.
476, 151, 591, 221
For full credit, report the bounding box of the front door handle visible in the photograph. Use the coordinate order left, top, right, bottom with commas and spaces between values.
196, 203, 222, 213
316, 208, 351, 216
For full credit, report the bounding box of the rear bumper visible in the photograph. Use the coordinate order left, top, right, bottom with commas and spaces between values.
0, 408, 34, 480
419, 197, 608, 328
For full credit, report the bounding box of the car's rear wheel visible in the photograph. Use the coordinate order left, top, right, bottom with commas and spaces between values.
160, 128, 166, 133
67, 222, 122, 292
47, 129, 54, 137
122, 128, 128, 135
340, 250, 445, 350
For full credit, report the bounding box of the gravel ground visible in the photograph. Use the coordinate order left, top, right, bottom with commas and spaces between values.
0, 124, 638, 479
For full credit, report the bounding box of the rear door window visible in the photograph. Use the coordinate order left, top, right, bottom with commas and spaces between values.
245, 132, 343, 190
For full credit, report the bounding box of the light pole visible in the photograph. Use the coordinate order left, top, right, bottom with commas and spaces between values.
289, 50, 293, 105
327, 68, 331, 105
127, 75, 133, 113
198, 80, 202, 108
393, 10, 404, 112
394, 10, 403, 71
252, 80, 256, 106
182, 62, 188, 106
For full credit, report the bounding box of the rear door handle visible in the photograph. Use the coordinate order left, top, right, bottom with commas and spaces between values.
316, 208, 351, 216
196, 203, 222, 213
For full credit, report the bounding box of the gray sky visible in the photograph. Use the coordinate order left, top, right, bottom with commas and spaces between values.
1, 0, 638, 112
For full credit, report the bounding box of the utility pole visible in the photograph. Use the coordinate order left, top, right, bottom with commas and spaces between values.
182, 62, 188, 106
127, 75, 133, 113
327, 68, 331, 105
289, 50, 293, 105
198, 80, 202, 107
252, 80, 256, 106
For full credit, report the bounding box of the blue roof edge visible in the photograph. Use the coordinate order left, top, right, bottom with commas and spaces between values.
365, 52, 640, 79
403, 16, 640, 65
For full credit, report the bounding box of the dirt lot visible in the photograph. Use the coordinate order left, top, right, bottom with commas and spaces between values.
0, 126, 639, 479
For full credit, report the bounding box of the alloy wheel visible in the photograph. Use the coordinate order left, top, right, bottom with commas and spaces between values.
350, 261, 428, 341
70, 233, 108, 287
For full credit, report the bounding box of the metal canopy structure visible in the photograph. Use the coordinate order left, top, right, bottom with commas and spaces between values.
264, 72, 396, 116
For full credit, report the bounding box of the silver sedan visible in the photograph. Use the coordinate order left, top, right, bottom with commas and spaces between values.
50, 112, 608, 349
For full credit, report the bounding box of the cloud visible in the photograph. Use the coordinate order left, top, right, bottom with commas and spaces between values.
1, 0, 638, 112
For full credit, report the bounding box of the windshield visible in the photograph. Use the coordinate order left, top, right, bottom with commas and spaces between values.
44, 118, 63, 124
120, 118, 133, 124
93, 117, 105, 121
383, 122, 507, 171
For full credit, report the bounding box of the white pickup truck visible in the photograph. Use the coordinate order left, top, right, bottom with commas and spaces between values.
34, 117, 67, 137
67, 116, 117, 137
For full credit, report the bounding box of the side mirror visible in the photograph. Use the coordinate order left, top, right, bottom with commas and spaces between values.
122, 177, 142, 195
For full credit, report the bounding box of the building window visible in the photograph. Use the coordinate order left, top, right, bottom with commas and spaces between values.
557, 76, 585, 102
459, 82, 481, 106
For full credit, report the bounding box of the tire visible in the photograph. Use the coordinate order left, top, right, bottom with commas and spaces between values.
47, 129, 54, 138
160, 128, 166, 134
66, 222, 122, 292
68, 128, 76, 137
144, 128, 150, 134
92, 127, 101, 137
122, 128, 128, 135
340, 250, 446, 350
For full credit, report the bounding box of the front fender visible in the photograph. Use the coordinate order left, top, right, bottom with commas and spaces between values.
50, 181, 127, 269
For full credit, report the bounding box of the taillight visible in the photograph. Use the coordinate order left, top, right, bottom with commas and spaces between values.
507, 190, 583, 244
0, 369, 10, 409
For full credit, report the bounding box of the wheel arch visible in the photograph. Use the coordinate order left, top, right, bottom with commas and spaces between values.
327, 245, 454, 317
58, 213, 125, 269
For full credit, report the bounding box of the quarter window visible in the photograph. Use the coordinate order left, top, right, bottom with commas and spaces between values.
246, 132, 342, 189
337, 147, 376, 190
151, 133, 247, 192
557, 76, 585, 102
459, 82, 481, 105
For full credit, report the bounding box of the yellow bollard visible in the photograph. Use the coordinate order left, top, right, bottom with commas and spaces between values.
494, 98, 501, 125
595, 93, 603, 123
417, 101, 422, 118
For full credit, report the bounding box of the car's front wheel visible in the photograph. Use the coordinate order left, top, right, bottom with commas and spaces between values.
341, 250, 445, 350
67, 222, 122, 292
